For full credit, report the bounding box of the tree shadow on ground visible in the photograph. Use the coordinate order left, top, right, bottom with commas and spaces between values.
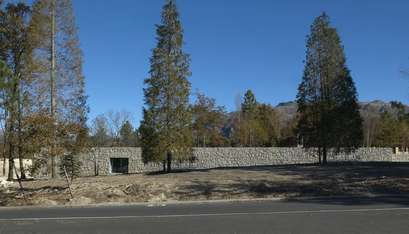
0, 185, 69, 207
173, 162, 409, 206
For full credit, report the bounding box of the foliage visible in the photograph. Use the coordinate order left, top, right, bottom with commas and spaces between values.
0, 2, 33, 180
89, 111, 136, 147
373, 103, 409, 147
296, 13, 363, 164
231, 91, 280, 147
0, 0, 88, 179
140, 0, 192, 172
192, 92, 229, 147
255, 104, 280, 146
241, 90, 257, 118
59, 153, 81, 181
90, 115, 110, 147
57, 120, 88, 180
119, 121, 139, 147
29, 0, 88, 177
277, 115, 299, 147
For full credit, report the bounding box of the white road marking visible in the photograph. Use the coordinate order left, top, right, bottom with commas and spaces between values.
0, 207, 408, 221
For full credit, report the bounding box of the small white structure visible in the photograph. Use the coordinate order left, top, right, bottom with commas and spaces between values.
393, 147, 409, 155
0, 159, 32, 179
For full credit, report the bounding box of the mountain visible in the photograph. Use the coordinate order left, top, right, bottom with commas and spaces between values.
274, 100, 409, 122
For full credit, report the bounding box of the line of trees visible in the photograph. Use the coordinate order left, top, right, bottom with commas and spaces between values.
0, 0, 87, 181
89, 110, 139, 147
368, 101, 409, 148
1, 0, 407, 177
136, 1, 407, 171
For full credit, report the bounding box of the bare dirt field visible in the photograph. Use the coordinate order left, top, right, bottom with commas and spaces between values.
1, 162, 409, 207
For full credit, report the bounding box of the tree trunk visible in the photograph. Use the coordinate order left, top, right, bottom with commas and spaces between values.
17, 132, 26, 179
322, 146, 328, 165
2, 145, 6, 177
51, 156, 56, 178
2, 111, 7, 176
17, 113, 26, 180
2, 154, 5, 176
94, 155, 98, 176
166, 152, 172, 173
162, 160, 166, 173
17, 79, 26, 180
318, 147, 322, 165
7, 115, 15, 181
50, 0, 57, 179
7, 143, 14, 181
18, 155, 25, 179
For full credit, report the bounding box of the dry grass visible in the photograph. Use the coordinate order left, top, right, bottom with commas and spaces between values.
2, 162, 409, 207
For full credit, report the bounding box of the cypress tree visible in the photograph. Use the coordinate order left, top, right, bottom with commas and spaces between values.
140, 0, 192, 173
297, 13, 363, 165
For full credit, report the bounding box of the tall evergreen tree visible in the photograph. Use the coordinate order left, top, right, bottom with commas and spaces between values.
297, 13, 363, 165
119, 120, 137, 147
242, 89, 257, 118
140, 0, 192, 173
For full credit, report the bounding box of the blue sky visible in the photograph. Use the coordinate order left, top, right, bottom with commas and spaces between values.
72, 0, 409, 125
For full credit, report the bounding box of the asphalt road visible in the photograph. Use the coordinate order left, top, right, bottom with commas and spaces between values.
0, 196, 409, 234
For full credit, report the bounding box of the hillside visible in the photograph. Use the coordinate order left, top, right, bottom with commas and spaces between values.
274, 100, 409, 121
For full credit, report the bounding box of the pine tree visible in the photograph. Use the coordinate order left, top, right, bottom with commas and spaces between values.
296, 13, 363, 165
140, 0, 192, 173
119, 121, 137, 147
242, 90, 257, 118
59, 153, 81, 182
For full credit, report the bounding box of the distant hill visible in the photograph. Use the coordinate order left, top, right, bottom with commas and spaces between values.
275, 101, 298, 121
274, 100, 409, 122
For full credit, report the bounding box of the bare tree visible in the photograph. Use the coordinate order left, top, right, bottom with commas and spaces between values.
105, 110, 131, 146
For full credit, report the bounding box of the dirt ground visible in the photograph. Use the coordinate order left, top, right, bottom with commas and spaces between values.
2, 162, 409, 207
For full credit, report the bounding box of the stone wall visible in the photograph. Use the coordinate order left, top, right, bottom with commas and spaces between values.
392, 153, 409, 162
76, 147, 401, 177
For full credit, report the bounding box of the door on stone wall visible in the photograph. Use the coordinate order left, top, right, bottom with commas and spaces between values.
110, 158, 129, 174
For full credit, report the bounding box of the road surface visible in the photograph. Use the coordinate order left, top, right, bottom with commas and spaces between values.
0, 196, 408, 234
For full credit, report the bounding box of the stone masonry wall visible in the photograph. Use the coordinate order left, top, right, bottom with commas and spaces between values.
76, 147, 400, 177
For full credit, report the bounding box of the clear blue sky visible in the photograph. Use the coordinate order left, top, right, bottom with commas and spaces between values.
72, 0, 409, 125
